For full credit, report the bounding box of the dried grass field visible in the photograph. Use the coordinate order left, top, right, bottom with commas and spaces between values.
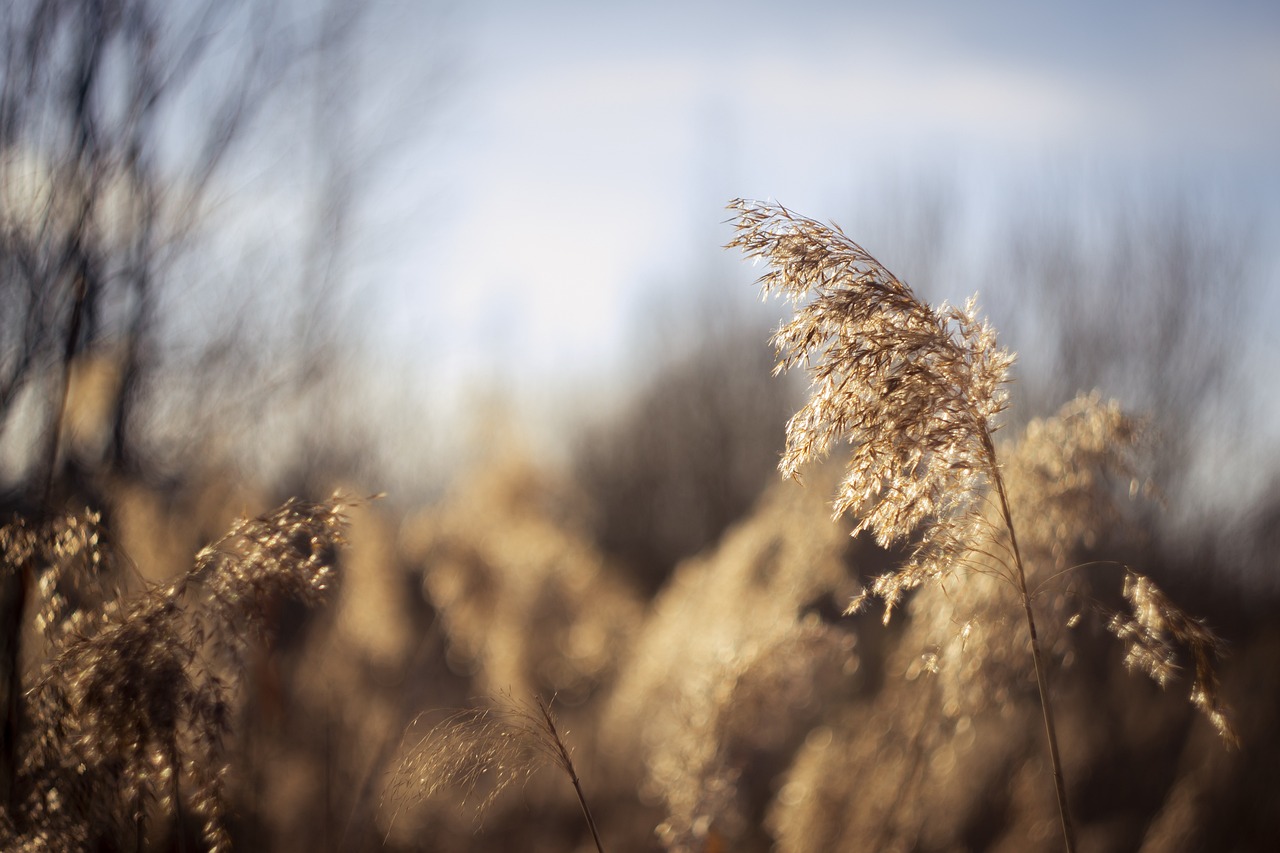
3, 197, 1278, 852
2, 4, 1278, 848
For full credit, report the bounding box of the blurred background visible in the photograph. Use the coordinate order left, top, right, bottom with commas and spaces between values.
6, 0, 1276, 586
2, 0, 1278, 850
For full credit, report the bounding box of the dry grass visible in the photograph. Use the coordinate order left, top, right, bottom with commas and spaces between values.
727, 198, 1013, 618
1, 495, 351, 851
383, 694, 604, 853
0, 196, 1265, 851
400, 453, 643, 704
602, 476, 858, 851
728, 198, 1235, 852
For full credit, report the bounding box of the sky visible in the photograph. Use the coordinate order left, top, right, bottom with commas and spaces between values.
345, 0, 1279, 394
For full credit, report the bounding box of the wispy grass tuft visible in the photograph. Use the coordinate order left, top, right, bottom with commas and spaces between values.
1109, 571, 1235, 743
384, 693, 605, 852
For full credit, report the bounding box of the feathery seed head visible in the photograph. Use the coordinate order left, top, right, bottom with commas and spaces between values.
6, 494, 351, 851
382, 694, 595, 845
1108, 570, 1236, 744
728, 199, 1013, 620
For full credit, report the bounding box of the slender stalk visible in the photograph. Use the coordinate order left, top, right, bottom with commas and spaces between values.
982, 429, 1076, 853
3, 269, 90, 807
537, 699, 605, 853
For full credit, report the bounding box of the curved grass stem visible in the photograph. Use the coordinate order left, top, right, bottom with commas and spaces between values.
983, 429, 1076, 853
537, 698, 605, 853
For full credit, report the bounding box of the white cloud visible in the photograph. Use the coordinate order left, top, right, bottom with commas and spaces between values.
369, 0, 1280, 386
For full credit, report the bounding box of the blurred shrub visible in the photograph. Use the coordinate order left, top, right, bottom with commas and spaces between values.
572, 290, 797, 595
401, 451, 644, 705
602, 472, 859, 852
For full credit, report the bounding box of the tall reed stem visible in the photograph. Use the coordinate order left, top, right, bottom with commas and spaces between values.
982, 429, 1075, 853
537, 699, 605, 853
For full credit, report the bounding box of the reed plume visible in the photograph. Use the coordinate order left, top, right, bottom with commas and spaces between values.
727, 199, 1013, 622
728, 198, 1233, 853
2, 495, 351, 852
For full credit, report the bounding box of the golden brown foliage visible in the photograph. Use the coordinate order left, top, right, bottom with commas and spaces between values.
728, 197, 1233, 738
383, 694, 604, 852
401, 454, 643, 703
728, 198, 1014, 621
729, 198, 1235, 852
1, 496, 350, 851
1109, 571, 1235, 743
604, 476, 858, 852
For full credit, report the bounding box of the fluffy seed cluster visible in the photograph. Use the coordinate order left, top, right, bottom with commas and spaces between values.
1109, 571, 1235, 743
727, 199, 1014, 620
1, 510, 117, 649
4, 495, 351, 852
728, 198, 1235, 750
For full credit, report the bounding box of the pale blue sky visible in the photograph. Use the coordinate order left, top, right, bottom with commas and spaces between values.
345, 0, 1279, 391
148, 0, 1272, 533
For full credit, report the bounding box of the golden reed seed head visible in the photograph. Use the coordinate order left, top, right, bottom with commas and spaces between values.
728, 198, 1234, 745
728, 198, 1013, 621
